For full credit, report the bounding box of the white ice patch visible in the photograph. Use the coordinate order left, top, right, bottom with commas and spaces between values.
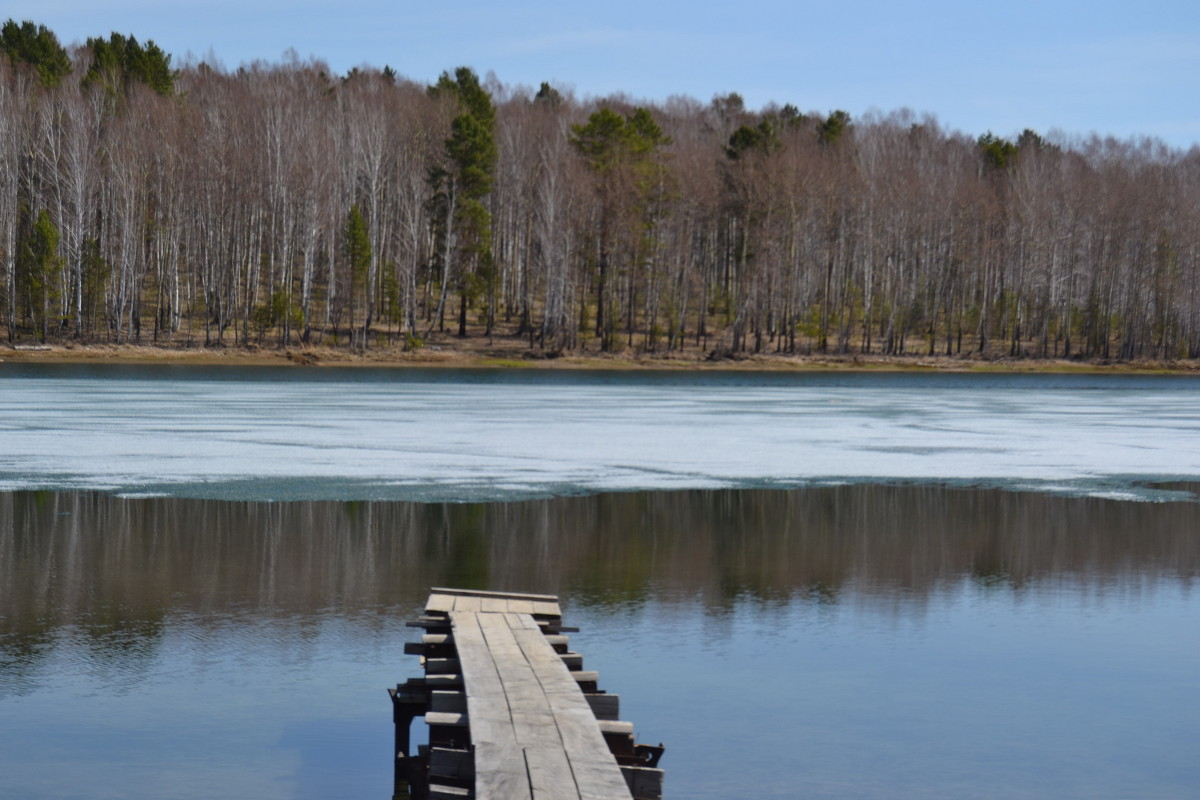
2, 369, 1199, 502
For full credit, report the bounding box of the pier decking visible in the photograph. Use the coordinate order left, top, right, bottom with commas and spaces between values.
390, 588, 664, 800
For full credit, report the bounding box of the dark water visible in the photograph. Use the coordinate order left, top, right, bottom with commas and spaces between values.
1, 487, 1197, 798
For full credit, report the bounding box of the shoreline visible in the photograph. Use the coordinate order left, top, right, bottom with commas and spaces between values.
4, 340, 1199, 374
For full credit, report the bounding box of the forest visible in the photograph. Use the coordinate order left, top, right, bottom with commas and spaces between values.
3, 19, 1200, 360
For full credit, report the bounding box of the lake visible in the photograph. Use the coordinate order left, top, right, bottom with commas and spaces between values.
0, 366, 1197, 798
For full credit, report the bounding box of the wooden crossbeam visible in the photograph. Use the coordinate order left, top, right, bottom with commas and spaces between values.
427, 588, 564, 619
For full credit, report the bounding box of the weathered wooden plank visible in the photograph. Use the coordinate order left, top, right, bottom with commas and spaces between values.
531, 600, 563, 618
543, 635, 570, 653
474, 741, 532, 799
477, 614, 560, 747
480, 596, 509, 613
432, 587, 558, 602
504, 598, 537, 615
449, 612, 531, 800
454, 595, 483, 613
427, 594, 456, 614
560, 706, 633, 799
525, 746, 579, 800
508, 619, 633, 800
478, 614, 580, 799
442, 608, 636, 800
450, 615, 509, 732
426, 711, 467, 727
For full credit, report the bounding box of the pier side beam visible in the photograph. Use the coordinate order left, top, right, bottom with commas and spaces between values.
390, 679, 429, 799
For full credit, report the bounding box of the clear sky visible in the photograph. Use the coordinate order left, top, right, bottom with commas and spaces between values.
9, 0, 1200, 149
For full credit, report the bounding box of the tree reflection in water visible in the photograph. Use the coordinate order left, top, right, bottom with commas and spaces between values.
2, 487, 1198, 799
3, 485, 1196, 644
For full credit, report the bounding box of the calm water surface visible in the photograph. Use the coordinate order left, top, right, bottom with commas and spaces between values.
1, 367, 1198, 798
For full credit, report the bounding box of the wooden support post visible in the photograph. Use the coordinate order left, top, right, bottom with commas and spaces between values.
390, 679, 430, 799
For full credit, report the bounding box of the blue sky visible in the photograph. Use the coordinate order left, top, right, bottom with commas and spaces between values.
9, 0, 1200, 148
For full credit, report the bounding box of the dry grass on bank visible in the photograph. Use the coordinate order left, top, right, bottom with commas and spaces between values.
4, 333, 1199, 374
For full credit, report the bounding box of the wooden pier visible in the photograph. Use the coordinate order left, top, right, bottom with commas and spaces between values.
390, 588, 664, 800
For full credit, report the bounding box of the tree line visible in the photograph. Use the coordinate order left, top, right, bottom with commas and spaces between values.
3, 19, 1200, 360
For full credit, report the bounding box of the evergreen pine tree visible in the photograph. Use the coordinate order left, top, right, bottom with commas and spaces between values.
343, 204, 372, 348
17, 209, 63, 342
0, 19, 70, 87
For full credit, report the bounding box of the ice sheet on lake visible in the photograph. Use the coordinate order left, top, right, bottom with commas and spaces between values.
2, 368, 1200, 502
